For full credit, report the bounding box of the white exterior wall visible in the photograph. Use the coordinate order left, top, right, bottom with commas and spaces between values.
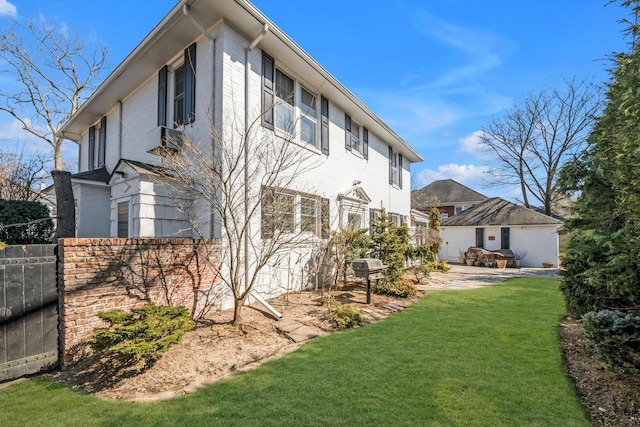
73, 184, 111, 237
70, 21, 417, 306
220, 25, 410, 227
439, 225, 561, 267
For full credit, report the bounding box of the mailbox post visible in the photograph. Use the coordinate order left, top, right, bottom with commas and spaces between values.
352, 258, 387, 304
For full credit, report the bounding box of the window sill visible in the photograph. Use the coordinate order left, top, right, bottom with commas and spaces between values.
275, 130, 323, 155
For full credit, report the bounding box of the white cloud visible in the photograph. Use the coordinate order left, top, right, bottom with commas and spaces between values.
411, 12, 516, 94
0, 118, 50, 155
0, 0, 16, 16
414, 163, 490, 188
457, 130, 495, 161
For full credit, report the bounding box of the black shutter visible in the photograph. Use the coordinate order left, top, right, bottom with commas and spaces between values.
345, 113, 352, 151
98, 116, 106, 167
184, 43, 196, 124
321, 198, 330, 239
398, 153, 403, 189
88, 126, 96, 170
158, 65, 168, 127
388, 146, 393, 185
321, 96, 329, 155
363, 127, 369, 160
262, 52, 275, 129
261, 187, 274, 239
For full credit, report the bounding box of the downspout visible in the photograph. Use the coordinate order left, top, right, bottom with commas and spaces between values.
117, 100, 123, 160
244, 23, 268, 302
183, 4, 216, 239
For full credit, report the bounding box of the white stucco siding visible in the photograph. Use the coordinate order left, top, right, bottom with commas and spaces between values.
439, 225, 561, 267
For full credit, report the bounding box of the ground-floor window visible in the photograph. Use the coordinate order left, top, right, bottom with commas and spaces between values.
261, 186, 329, 239
117, 201, 129, 238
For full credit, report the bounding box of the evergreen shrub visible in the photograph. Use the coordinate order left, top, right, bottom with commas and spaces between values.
90, 303, 194, 363
0, 200, 54, 244
582, 309, 640, 372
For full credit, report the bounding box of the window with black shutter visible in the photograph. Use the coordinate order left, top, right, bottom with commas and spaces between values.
158, 65, 168, 127
88, 126, 96, 170
363, 127, 369, 160
262, 52, 275, 130
321, 96, 329, 155
98, 116, 106, 167
184, 43, 196, 124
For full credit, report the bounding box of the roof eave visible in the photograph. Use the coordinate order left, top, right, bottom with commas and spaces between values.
58, 0, 423, 162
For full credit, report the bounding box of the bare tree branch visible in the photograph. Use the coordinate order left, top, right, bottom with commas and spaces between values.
0, 17, 108, 169
480, 78, 603, 214
153, 109, 322, 326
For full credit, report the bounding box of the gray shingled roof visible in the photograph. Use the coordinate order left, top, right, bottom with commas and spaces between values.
71, 167, 110, 183
411, 179, 487, 209
441, 197, 563, 226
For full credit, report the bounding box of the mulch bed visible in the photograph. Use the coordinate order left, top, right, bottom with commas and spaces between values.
560, 317, 640, 426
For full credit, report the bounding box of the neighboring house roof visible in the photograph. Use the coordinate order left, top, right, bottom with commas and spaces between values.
57, 0, 423, 163
412, 179, 487, 209
441, 197, 563, 227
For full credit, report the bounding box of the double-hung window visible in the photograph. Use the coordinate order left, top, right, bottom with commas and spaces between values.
350, 122, 361, 153
87, 116, 106, 170
158, 43, 196, 128
275, 69, 295, 134
344, 114, 369, 159
300, 87, 317, 146
262, 52, 328, 154
388, 147, 403, 188
262, 186, 329, 239
300, 196, 319, 233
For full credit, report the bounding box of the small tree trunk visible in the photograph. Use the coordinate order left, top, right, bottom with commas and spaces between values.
232, 295, 247, 326
51, 170, 75, 239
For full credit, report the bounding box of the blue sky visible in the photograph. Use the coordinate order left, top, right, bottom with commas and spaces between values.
0, 0, 631, 196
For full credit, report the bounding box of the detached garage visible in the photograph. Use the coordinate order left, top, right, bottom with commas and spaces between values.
437, 197, 563, 268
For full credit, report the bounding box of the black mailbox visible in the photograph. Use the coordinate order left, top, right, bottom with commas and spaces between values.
352, 258, 386, 304
352, 258, 386, 280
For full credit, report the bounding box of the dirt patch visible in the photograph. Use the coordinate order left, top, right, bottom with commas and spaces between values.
52, 281, 423, 401
561, 318, 640, 426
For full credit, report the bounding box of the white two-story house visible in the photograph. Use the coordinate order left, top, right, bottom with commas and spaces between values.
57, 0, 423, 295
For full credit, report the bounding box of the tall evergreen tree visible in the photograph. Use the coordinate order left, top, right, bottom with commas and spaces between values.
370, 209, 408, 284
558, 0, 640, 317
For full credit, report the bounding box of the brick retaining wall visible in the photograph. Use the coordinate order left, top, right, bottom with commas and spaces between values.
58, 238, 221, 367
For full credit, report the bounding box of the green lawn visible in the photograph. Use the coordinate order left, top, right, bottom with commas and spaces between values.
0, 277, 589, 426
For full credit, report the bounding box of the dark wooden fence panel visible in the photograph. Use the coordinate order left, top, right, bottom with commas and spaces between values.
0, 244, 58, 382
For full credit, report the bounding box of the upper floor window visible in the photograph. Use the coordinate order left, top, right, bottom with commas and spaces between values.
262, 52, 329, 155
87, 116, 106, 171
158, 43, 196, 128
344, 114, 369, 159
300, 87, 317, 145
275, 69, 295, 134
388, 147, 403, 189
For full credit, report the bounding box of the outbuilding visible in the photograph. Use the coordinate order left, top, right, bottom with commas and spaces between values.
438, 197, 563, 268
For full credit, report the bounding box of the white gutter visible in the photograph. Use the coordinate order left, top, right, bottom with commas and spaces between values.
117, 100, 123, 159
244, 22, 268, 310
183, 4, 217, 239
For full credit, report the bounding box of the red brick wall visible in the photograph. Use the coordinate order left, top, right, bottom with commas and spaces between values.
58, 238, 221, 367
